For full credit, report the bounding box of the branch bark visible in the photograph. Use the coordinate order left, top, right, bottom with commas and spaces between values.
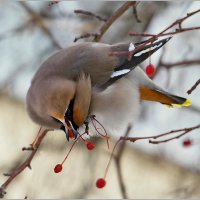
187, 78, 200, 95
129, 9, 200, 38
74, 9, 108, 22
74, 1, 137, 42
19, 2, 61, 49
115, 126, 131, 198
120, 124, 200, 144
0, 129, 49, 198
94, 1, 137, 42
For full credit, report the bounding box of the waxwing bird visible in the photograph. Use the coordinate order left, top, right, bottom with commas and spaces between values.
26, 37, 191, 140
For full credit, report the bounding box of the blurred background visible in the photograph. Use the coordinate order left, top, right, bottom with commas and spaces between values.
0, 1, 200, 198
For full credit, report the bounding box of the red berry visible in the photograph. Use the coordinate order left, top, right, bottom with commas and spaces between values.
146, 64, 155, 77
68, 129, 74, 138
183, 139, 192, 147
96, 178, 106, 188
54, 164, 62, 173
86, 142, 95, 150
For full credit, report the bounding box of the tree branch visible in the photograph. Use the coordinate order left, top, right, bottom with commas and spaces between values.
120, 124, 200, 144
129, 27, 200, 37
74, 33, 98, 43
0, 129, 49, 198
19, 2, 61, 49
129, 9, 200, 38
160, 60, 200, 68
94, 1, 137, 42
74, 1, 137, 42
115, 126, 131, 198
187, 78, 200, 95
74, 9, 108, 22
132, 4, 141, 23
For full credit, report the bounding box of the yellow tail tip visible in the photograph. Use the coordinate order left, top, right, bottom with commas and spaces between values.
182, 99, 192, 107
163, 99, 192, 108
163, 104, 173, 108
174, 99, 192, 108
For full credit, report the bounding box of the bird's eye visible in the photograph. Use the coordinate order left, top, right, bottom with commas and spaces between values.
65, 108, 71, 117
65, 108, 72, 123
65, 99, 74, 121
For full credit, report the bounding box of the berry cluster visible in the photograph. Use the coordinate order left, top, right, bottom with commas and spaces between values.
53, 121, 110, 189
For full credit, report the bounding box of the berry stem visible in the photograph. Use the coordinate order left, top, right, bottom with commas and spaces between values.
61, 132, 87, 165
91, 116, 110, 149
103, 138, 121, 179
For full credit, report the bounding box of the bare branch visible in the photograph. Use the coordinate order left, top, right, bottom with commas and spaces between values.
0, 129, 49, 198
94, 1, 137, 42
74, 9, 108, 22
115, 126, 131, 198
132, 4, 141, 23
187, 78, 200, 95
110, 8, 200, 61
0, 20, 32, 41
74, 33, 99, 43
19, 2, 61, 49
120, 124, 200, 144
129, 9, 200, 38
153, 52, 200, 80
48, 1, 59, 6
129, 27, 200, 37
160, 60, 200, 68
74, 1, 137, 42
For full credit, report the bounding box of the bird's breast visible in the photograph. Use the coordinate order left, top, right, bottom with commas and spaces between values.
85, 77, 141, 137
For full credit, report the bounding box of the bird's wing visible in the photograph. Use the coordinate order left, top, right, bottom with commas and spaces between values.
35, 38, 170, 88
102, 37, 171, 88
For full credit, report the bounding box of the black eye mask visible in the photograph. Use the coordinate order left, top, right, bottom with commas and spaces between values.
64, 99, 78, 131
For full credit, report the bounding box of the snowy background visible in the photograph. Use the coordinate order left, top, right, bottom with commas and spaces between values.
0, 1, 200, 198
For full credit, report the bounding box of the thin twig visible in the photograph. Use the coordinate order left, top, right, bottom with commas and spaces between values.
110, 9, 200, 60
132, 5, 141, 23
129, 27, 200, 37
74, 2, 137, 42
94, 1, 137, 42
48, 1, 59, 6
0, 20, 32, 41
115, 126, 131, 198
129, 9, 200, 38
74, 9, 108, 22
120, 124, 200, 144
19, 2, 61, 49
0, 129, 49, 198
160, 60, 200, 68
74, 33, 98, 43
153, 55, 200, 80
187, 79, 200, 95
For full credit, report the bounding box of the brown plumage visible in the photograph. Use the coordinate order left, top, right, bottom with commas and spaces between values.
26, 38, 191, 139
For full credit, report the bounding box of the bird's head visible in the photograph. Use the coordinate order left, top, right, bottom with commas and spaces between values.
27, 73, 91, 140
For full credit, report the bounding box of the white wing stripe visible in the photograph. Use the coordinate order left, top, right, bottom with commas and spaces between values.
134, 42, 163, 57
111, 69, 131, 78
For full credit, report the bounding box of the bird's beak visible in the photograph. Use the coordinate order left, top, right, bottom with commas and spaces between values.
130, 37, 172, 66
63, 118, 79, 141
51, 113, 78, 141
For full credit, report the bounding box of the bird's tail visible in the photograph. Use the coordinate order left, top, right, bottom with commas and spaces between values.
140, 86, 192, 108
